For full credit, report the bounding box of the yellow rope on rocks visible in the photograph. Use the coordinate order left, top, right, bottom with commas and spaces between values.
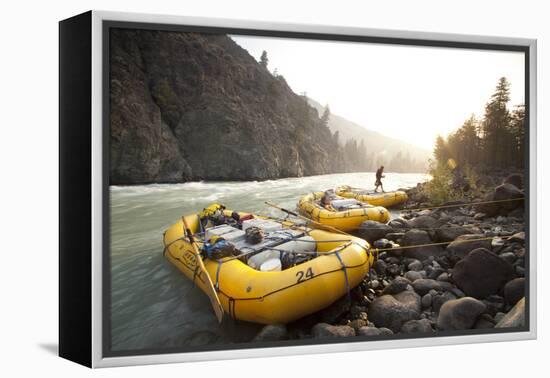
402, 197, 525, 212
374, 235, 515, 253
389, 223, 525, 231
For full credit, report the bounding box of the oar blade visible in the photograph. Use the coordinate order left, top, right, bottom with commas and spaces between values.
182, 217, 225, 324
199, 268, 225, 323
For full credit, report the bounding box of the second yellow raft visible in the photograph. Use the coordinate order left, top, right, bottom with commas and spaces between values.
336, 185, 408, 208
298, 191, 390, 232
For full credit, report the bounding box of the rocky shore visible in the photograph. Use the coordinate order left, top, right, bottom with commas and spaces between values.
253, 172, 527, 342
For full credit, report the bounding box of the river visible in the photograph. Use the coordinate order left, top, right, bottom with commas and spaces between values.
109, 171, 429, 352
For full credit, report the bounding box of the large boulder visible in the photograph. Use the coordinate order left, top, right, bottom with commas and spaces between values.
503, 174, 523, 189
436, 297, 487, 330
446, 234, 492, 260
435, 226, 479, 243
503, 278, 525, 306
475, 193, 500, 217
253, 324, 288, 342
408, 215, 438, 229
495, 297, 525, 328
388, 218, 411, 230
357, 221, 393, 243
368, 293, 421, 333
311, 323, 356, 338
452, 248, 514, 299
494, 183, 524, 212
401, 229, 444, 261
393, 290, 422, 314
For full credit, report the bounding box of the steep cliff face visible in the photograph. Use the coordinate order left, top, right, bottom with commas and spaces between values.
110, 29, 342, 184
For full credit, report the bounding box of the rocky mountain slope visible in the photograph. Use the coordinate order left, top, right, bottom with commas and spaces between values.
308, 99, 431, 171
110, 29, 344, 185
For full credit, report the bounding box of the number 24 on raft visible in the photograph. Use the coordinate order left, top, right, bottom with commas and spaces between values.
296, 267, 314, 283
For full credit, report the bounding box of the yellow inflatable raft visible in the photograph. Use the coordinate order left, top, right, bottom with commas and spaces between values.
297, 191, 390, 232
163, 209, 375, 324
336, 185, 408, 208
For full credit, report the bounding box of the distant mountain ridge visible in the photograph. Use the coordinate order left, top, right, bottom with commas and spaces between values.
309, 99, 430, 172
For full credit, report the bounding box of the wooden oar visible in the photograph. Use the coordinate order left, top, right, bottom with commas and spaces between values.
181, 216, 225, 324
264, 201, 352, 237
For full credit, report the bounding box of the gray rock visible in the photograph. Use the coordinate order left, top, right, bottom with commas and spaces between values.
357, 326, 382, 336
388, 218, 410, 230
503, 173, 523, 189
349, 319, 368, 332
494, 183, 524, 212
421, 293, 432, 308
386, 232, 405, 242
381, 276, 411, 295
452, 248, 514, 299
408, 215, 438, 229
516, 266, 525, 277
408, 260, 423, 271
404, 270, 423, 282
482, 296, 506, 316
503, 278, 525, 306
357, 221, 392, 243
373, 259, 387, 275
402, 229, 444, 261
400, 319, 434, 334
474, 317, 495, 329
368, 293, 420, 333
432, 291, 457, 313
437, 272, 449, 282
474, 213, 486, 220
412, 279, 442, 296
311, 323, 356, 338
379, 327, 394, 335
428, 267, 446, 280
394, 290, 422, 313
499, 252, 517, 265
475, 193, 501, 217
373, 238, 393, 249
495, 297, 525, 328
253, 324, 288, 341
446, 234, 492, 260
435, 226, 479, 243
437, 297, 487, 330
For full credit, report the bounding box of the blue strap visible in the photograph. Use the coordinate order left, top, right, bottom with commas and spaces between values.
215, 260, 222, 292
334, 250, 351, 301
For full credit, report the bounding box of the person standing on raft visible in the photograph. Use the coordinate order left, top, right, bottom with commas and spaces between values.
374, 165, 385, 193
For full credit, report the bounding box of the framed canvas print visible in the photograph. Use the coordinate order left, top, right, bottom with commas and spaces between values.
59, 10, 537, 368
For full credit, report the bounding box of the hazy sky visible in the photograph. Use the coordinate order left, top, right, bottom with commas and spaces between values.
231, 35, 525, 150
